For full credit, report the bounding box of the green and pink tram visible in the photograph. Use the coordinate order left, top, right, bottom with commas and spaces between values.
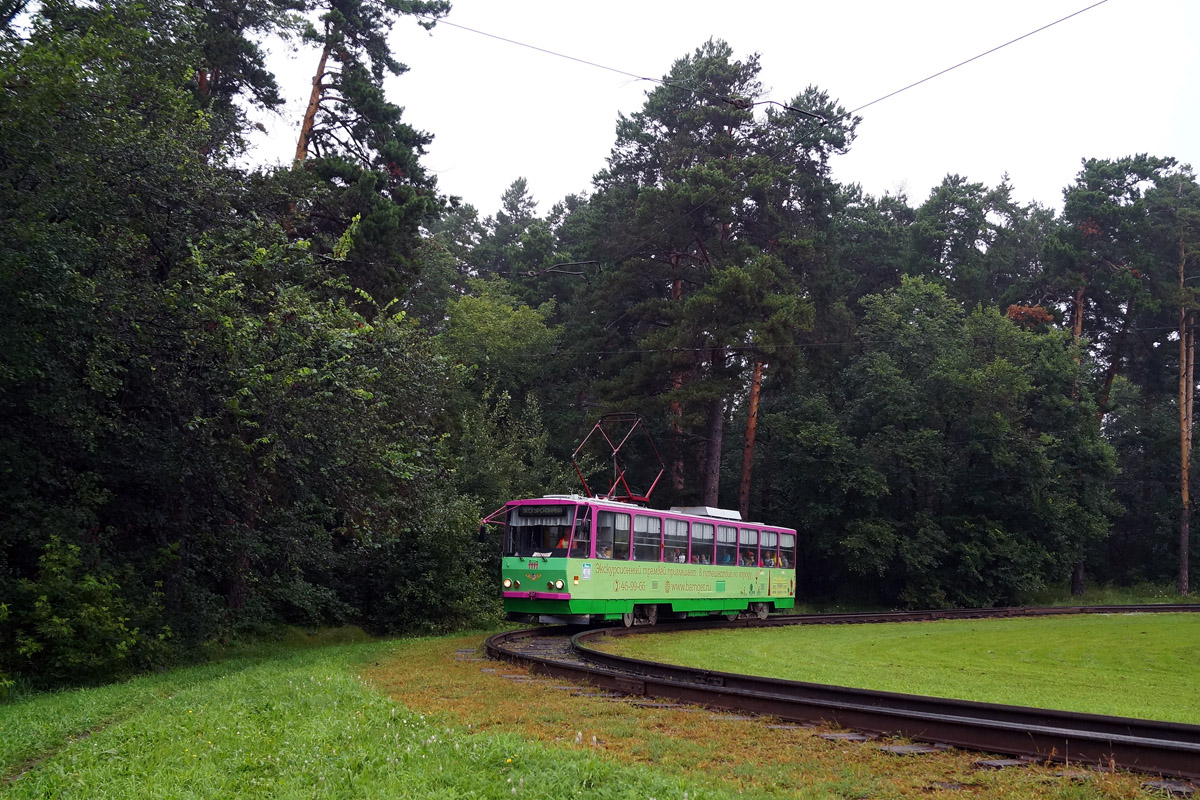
487, 494, 797, 626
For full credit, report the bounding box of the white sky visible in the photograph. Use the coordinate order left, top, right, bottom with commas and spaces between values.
253, 0, 1200, 217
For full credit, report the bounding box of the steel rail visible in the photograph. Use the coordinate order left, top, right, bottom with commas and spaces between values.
484, 605, 1200, 780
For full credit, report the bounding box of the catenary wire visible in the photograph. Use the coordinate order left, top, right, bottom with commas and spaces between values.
421, 5, 1124, 421
844, 0, 1109, 117
414, 16, 822, 119
632, 0, 1115, 271
424, 2, 1109, 279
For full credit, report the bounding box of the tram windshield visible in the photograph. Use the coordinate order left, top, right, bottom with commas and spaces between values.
569, 507, 592, 559
505, 504, 576, 558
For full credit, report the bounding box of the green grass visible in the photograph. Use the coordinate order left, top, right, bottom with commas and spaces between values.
4, 625, 1168, 800
1019, 581, 1200, 607
1, 634, 746, 799
602, 613, 1200, 724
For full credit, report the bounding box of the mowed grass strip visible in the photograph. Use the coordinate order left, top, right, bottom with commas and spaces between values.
0, 636, 727, 800
601, 613, 1200, 724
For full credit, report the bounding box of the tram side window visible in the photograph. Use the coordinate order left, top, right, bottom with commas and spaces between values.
596, 511, 631, 559
633, 515, 662, 561
664, 519, 688, 563
614, 513, 631, 560
739, 528, 759, 566
692, 522, 713, 564
716, 525, 738, 565
779, 532, 796, 569
596, 512, 614, 558
570, 508, 593, 559
761, 531, 779, 567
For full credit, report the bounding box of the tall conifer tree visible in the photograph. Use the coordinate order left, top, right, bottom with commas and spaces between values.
574, 40, 854, 506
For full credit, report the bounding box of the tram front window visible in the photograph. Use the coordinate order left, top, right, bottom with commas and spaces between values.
569, 508, 593, 559
505, 504, 576, 557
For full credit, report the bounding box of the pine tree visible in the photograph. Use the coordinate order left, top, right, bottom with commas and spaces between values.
288, 0, 450, 302
572, 40, 854, 506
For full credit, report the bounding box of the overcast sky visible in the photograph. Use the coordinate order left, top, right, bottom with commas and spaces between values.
253, 0, 1200, 218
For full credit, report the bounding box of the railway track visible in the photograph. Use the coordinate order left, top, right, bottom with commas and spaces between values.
485, 605, 1200, 781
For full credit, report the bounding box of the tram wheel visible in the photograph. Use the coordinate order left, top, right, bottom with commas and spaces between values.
754, 603, 768, 620
621, 611, 634, 628
643, 604, 658, 626
726, 611, 739, 622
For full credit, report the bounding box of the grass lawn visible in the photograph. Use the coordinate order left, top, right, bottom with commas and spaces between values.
600, 613, 1200, 724
0, 632, 718, 799
1, 623, 1174, 799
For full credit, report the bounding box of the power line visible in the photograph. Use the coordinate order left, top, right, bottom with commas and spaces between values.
423, 4, 1109, 281
845, 1, 1109, 116
420, 17, 826, 121
416, 17, 830, 274
425, 3, 1110, 132
421, 18, 648, 84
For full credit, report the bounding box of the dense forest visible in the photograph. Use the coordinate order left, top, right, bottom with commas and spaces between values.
2, 0, 1197, 690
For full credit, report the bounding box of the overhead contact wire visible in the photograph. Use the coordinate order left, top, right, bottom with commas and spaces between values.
419, 16, 767, 113
421, 2, 1111, 330
845, 0, 1110, 116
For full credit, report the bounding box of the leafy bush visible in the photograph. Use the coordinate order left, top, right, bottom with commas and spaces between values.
4, 537, 170, 686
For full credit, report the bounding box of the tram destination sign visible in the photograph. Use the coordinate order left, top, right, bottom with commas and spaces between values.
517, 505, 571, 517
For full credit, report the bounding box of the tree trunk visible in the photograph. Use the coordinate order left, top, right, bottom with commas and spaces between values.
1069, 283, 1087, 594
702, 394, 725, 507
1096, 296, 1134, 417
1179, 319, 1193, 597
738, 360, 763, 519
668, 396, 686, 491
1181, 241, 1194, 596
1187, 319, 1195, 596
759, 433, 773, 519
668, 255, 686, 491
1180, 275, 1190, 594
702, 344, 726, 507
1070, 561, 1086, 597
295, 44, 330, 162
1071, 284, 1085, 340
226, 548, 249, 610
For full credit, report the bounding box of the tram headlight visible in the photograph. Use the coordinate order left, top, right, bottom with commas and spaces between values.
554, 579, 565, 590
502, 578, 512, 589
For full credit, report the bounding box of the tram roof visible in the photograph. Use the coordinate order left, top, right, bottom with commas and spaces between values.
516, 494, 796, 532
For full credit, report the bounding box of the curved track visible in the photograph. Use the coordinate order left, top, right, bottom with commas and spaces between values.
486, 605, 1200, 780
